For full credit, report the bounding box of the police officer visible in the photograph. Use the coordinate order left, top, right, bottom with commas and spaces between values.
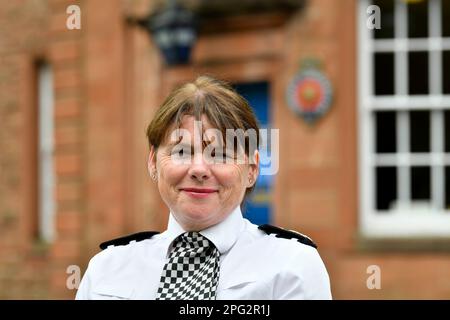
75, 76, 332, 300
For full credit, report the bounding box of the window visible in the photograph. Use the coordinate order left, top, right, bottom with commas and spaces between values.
37, 62, 56, 243
358, 0, 450, 237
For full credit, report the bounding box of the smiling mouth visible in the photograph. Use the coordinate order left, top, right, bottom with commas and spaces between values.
180, 188, 218, 198
180, 188, 218, 193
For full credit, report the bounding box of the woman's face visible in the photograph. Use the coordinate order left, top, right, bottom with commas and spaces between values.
148, 115, 259, 231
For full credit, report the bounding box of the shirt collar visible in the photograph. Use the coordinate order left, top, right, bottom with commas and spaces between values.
163, 205, 245, 255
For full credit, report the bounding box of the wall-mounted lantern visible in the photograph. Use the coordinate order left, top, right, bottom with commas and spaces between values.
135, 0, 197, 66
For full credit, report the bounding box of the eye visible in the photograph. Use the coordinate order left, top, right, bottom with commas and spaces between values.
170, 146, 191, 160
210, 150, 231, 164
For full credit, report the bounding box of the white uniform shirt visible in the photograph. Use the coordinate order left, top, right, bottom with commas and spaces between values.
75, 206, 332, 300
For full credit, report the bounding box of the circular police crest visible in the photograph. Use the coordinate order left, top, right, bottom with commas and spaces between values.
286, 68, 333, 124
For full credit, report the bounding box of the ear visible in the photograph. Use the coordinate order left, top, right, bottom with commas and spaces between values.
247, 149, 260, 187
147, 145, 157, 177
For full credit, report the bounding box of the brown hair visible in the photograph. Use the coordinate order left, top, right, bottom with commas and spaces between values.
146, 75, 260, 200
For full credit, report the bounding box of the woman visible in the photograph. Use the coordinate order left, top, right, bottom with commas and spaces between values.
75, 75, 332, 300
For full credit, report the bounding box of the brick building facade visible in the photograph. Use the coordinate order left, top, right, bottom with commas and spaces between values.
1, 0, 450, 299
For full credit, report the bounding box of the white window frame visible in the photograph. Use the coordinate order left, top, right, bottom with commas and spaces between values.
358, 0, 450, 238
38, 62, 56, 243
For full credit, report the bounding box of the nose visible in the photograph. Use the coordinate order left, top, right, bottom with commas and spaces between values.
188, 152, 211, 182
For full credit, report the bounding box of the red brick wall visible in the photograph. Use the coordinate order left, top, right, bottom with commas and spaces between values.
0, 0, 163, 299
1, 0, 450, 299
0, 0, 85, 298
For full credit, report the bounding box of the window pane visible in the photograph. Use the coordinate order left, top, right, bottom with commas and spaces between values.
443, 51, 450, 94
443, 0, 450, 37
37, 62, 55, 243
373, 0, 395, 39
445, 110, 450, 153
446, 167, 450, 210
408, 0, 428, 38
376, 166, 397, 210
410, 110, 430, 152
376, 111, 397, 153
409, 51, 429, 95
374, 52, 395, 95
411, 166, 430, 200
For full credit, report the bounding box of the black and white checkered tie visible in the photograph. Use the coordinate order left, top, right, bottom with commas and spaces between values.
156, 232, 220, 300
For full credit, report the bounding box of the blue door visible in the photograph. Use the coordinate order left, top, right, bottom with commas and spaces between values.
234, 82, 272, 225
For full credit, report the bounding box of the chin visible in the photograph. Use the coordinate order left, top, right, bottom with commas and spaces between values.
183, 206, 213, 219
179, 205, 217, 226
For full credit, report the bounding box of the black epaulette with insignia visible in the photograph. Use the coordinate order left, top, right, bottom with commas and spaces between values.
99, 231, 160, 250
258, 224, 317, 249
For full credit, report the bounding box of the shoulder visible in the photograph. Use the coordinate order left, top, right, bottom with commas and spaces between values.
99, 231, 160, 250
257, 224, 317, 249
87, 231, 161, 271
254, 224, 331, 299
252, 223, 323, 269
77, 231, 162, 299
243, 222, 323, 267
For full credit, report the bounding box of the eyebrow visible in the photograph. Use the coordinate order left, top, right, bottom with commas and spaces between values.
166, 140, 185, 148
165, 134, 183, 147
169, 142, 194, 150
166, 138, 223, 149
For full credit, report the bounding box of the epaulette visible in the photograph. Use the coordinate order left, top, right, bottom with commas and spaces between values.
99, 231, 160, 250
258, 224, 317, 249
